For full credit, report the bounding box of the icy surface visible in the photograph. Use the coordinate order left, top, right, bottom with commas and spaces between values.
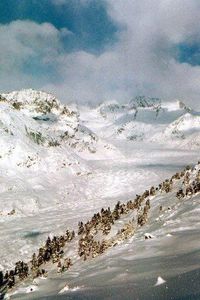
0, 90, 200, 299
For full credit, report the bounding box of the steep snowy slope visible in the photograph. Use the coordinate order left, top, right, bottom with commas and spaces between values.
3, 159, 200, 300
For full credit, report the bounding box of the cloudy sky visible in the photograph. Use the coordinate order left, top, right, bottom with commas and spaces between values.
1, 0, 200, 107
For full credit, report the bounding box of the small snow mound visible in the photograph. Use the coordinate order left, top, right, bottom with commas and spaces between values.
59, 284, 83, 294
154, 276, 166, 286
25, 285, 39, 293
71, 286, 82, 292
58, 284, 70, 294
144, 233, 154, 239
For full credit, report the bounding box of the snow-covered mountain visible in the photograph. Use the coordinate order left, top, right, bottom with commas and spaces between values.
0, 90, 200, 300
155, 111, 200, 148
1, 90, 199, 217
1, 89, 118, 156
0, 89, 120, 216
92, 96, 199, 147
0, 89, 199, 218
2, 91, 197, 155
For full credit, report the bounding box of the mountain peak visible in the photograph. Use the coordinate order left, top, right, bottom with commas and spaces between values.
1, 89, 62, 114
129, 96, 161, 109
178, 100, 192, 112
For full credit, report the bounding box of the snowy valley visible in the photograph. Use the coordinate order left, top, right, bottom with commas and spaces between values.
0, 90, 200, 299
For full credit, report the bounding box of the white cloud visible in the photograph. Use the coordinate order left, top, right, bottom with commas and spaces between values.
0, 20, 61, 67
1, 2, 200, 108
43, 0, 200, 107
0, 20, 63, 91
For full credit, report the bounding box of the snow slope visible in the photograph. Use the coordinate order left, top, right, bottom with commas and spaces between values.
4, 154, 200, 300
0, 90, 200, 299
154, 111, 200, 148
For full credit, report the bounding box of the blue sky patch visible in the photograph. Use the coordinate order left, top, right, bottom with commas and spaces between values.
175, 42, 200, 66
0, 0, 119, 53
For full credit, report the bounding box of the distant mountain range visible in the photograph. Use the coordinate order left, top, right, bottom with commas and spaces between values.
94, 95, 200, 148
